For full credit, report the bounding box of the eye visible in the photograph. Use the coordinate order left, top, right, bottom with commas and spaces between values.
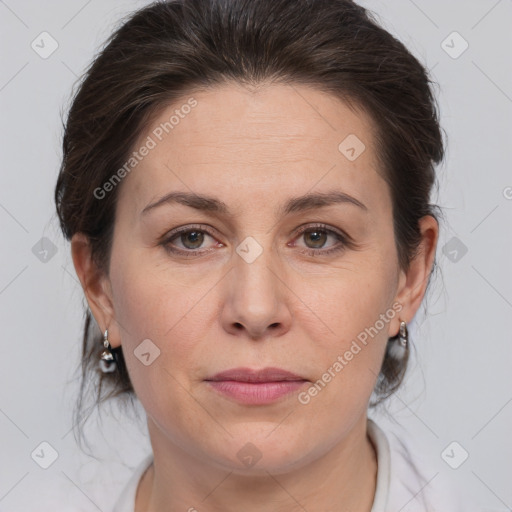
161, 225, 221, 257
291, 224, 348, 256
160, 223, 351, 258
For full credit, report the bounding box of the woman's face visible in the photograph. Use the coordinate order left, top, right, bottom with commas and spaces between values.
81, 82, 433, 472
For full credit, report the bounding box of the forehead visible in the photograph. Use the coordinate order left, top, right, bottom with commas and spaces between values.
117, 82, 385, 215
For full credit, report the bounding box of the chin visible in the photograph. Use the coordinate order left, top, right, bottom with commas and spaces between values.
202, 431, 318, 476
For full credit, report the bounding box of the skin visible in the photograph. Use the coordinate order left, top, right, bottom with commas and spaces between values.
72, 82, 438, 512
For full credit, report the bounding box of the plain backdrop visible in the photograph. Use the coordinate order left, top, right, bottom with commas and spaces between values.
0, 0, 511, 510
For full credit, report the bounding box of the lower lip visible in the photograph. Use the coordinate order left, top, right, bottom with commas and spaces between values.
206, 380, 308, 404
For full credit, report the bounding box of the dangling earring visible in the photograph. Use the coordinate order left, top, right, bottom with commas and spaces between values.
398, 320, 408, 347
99, 329, 117, 373
388, 319, 408, 359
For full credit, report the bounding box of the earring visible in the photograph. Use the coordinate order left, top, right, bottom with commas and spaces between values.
387, 319, 408, 359
398, 320, 408, 348
99, 329, 117, 373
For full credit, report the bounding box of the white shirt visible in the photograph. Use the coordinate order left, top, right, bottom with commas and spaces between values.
112, 419, 470, 512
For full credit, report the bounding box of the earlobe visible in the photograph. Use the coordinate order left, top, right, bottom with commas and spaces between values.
71, 232, 120, 347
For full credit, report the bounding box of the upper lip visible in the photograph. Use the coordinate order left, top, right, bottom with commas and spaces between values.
206, 367, 307, 383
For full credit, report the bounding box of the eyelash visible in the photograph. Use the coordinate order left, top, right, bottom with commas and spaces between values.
160, 223, 351, 258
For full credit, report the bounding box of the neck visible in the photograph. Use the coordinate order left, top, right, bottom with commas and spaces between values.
136, 415, 378, 512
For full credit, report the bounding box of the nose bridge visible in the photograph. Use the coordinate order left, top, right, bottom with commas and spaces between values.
233, 234, 278, 301
221, 233, 291, 338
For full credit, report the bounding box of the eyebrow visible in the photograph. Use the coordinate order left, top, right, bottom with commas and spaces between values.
140, 190, 368, 217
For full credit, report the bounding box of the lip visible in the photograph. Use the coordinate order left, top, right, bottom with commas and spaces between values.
205, 367, 309, 405
206, 367, 307, 383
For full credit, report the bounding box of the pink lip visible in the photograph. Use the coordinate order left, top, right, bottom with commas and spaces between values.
205, 367, 308, 405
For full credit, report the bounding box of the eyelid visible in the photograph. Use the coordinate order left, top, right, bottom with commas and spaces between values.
293, 222, 349, 239
160, 223, 219, 245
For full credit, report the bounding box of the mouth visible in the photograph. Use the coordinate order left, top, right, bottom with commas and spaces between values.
205, 367, 309, 404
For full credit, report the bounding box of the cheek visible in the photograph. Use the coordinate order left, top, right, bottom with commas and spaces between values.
108, 257, 234, 457
293, 249, 398, 345
110, 242, 217, 340
109, 266, 212, 441
108, 245, 233, 399
289, 251, 398, 406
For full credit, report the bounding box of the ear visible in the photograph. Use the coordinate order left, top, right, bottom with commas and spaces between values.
71, 232, 122, 348
390, 215, 439, 337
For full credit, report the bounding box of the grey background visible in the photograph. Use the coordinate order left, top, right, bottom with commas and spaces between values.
0, 0, 511, 510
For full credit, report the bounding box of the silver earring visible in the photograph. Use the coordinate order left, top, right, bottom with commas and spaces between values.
99, 329, 117, 373
388, 319, 408, 359
398, 320, 408, 347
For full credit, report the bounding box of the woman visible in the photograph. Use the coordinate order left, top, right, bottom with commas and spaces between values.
54, 0, 466, 510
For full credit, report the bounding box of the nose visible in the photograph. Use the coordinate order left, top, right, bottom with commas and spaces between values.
220, 244, 292, 340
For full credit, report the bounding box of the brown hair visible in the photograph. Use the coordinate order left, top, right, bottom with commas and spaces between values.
54, 0, 444, 434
